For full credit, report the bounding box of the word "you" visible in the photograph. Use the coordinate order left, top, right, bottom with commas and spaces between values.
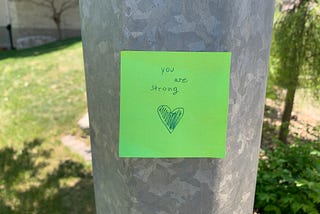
161, 67, 174, 75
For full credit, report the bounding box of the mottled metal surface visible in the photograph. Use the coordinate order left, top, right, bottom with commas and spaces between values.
79, 1, 275, 213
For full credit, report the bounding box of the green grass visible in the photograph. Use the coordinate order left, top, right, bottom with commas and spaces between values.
0, 38, 95, 213
0, 38, 87, 146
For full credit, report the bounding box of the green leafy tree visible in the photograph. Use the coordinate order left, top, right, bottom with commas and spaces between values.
272, 0, 320, 143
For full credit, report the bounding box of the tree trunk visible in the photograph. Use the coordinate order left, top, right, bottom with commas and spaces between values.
279, 87, 297, 143
53, 13, 62, 40
55, 21, 62, 40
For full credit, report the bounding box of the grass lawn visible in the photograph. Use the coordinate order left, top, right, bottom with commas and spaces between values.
0, 38, 95, 213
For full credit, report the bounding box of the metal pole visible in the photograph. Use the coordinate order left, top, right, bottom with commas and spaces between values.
6, 24, 15, 50
79, 1, 275, 213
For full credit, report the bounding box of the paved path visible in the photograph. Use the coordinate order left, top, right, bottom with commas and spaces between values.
61, 135, 91, 161
61, 113, 91, 162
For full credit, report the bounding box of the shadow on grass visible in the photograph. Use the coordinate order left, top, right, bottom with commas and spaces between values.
0, 37, 81, 60
0, 139, 96, 214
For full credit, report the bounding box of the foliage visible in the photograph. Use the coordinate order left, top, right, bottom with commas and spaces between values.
255, 140, 320, 213
271, 0, 320, 142
273, 0, 320, 93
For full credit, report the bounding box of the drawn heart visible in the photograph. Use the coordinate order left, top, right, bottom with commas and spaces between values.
157, 105, 184, 134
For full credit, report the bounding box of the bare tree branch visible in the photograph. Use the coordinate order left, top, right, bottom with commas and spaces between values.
11, 0, 79, 14
11, 0, 79, 40
60, 0, 78, 13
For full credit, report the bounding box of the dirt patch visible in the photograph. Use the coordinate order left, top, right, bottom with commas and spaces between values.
264, 93, 320, 144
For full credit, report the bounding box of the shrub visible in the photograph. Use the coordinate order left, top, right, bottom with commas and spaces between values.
255, 140, 320, 213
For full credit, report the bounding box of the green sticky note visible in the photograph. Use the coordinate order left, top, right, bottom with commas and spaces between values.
119, 51, 231, 158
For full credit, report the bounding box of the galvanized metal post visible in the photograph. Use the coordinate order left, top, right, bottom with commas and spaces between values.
79, 1, 275, 213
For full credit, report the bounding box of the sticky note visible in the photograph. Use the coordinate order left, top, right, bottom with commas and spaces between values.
119, 51, 231, 158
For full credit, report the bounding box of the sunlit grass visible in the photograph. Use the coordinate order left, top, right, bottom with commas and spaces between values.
0, 38, 87, 147
0, 38, 95, 213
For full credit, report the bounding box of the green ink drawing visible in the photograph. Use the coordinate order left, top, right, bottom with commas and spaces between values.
157, 105, 184, 133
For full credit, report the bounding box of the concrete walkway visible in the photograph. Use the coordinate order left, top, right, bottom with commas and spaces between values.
61, 113, 91, 162
61, 135, 91, 161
